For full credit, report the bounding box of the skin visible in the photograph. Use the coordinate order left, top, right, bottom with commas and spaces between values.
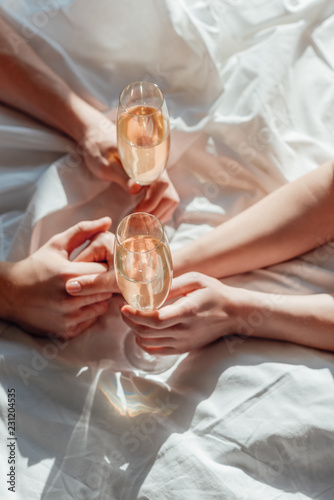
0, 218, 115, 338
69, 160, 334, 353
0, 15, 179, 338
4, 13, 331, 350
0, 15, 179, 223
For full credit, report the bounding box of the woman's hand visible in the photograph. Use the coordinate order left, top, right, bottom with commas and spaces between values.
133, 170, 180, 224
4, 218, 114, 338
120, 272, 242, 355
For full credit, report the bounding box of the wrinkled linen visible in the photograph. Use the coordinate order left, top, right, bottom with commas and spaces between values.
0, 1, 334, 499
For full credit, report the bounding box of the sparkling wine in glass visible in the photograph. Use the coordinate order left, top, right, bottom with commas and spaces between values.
115, 212, 177, 373
117, 81, 170, 186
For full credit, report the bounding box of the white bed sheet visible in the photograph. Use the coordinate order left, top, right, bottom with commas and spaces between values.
0, 1, 334, 499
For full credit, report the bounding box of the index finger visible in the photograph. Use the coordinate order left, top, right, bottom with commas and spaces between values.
54, 217, 112, 256
121, 295, 191, 330
73, 230, 114, 266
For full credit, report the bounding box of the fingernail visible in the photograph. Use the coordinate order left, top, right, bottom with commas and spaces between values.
121, 308, 129, 317
130, 183, 142, 195
66, 281, 82, 293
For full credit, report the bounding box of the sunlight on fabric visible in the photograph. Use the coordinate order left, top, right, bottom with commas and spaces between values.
98, 371, 178, 418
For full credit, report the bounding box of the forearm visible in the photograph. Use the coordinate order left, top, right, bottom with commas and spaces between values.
0, 17, 102, 142
235, 289, 334, 352
173, 160, 334, 278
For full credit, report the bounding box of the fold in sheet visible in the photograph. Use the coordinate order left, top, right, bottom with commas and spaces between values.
0, 1, 334, 499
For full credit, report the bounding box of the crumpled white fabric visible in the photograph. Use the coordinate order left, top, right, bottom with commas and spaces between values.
0, 1, 334, 499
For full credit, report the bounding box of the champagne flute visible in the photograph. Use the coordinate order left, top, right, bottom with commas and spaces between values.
114, 212, 177, 373
117, 81, 170, 185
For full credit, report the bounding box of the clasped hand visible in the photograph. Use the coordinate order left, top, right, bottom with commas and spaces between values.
5, 217, 115, 338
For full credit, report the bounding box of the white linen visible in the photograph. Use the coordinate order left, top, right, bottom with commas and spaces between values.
0, 0, 334, 498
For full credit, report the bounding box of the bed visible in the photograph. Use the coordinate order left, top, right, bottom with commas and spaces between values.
1, 1, 334, 498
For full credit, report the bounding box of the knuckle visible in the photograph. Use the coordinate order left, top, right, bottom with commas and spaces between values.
59, 296, 71, 311
187, 271, 205, 287
63, 322, 75, 337
185, 303, 198, 317
150, 311, 162, 327
48, 234, 60, 248
183, 295, 199, 317
59, 270, 71, 283
94, 302, 108, 314
135, 325, 149, 336
82, 276, 95, 288
75, 221, 87, 233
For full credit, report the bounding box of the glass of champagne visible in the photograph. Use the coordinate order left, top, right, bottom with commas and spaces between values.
117, 81, 170, 185
114, 212, 177, 373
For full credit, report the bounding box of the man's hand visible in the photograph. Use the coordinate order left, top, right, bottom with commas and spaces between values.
5, 218, 114, 338
79, 116, 179, 223
66, 228, 119, 297
79, 117, 141, 194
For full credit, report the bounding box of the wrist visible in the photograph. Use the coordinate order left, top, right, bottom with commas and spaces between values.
172, 246, 195, 277
61, 95, 107, 144
0, 262, 17, 322
232, 288, 282, 339
229, 288, 264, 337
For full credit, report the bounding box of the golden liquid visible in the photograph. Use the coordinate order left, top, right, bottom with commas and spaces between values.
117, 105, 170, 185
115, 235, 173, 311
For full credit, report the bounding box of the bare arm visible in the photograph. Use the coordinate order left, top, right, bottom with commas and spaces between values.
121, 273, 334, 354
0, 15, 101, 142
0, 16, 180, 216
173, 160, 334, 278
237, 288, 334, 352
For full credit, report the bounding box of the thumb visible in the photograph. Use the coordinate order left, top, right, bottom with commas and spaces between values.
54, 217, 112, 256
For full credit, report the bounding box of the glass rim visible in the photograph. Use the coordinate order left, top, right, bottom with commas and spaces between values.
115, 212, 165, 254
119, 81, 165, 117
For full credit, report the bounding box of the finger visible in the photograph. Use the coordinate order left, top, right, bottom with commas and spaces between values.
73, 231, 114, 265
68, 260, 109, 276
54, 217, 112, 256
66, 271, 119, 296
149, 200, 178, 224
137, 341, 179, 356
167, 273, 205, 301
120, 275, 206, 328
79, 299, 110, 318
65, 292, 113, 310
104, 155, 132, 191
62, 317, 98, 339
121, 312, 166, 336
58, 298, 109, 338
134, 181, 167, 214
121, 304, 185, 332
66, 299, 110, 336
136, 335, 177, 348
105, 153, 142, 195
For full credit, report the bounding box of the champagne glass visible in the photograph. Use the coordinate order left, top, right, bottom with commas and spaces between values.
114, 212, 178, 373
117, 81, 170, 185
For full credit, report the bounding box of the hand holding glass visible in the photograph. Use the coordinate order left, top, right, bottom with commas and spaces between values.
114, 212, 177, 373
